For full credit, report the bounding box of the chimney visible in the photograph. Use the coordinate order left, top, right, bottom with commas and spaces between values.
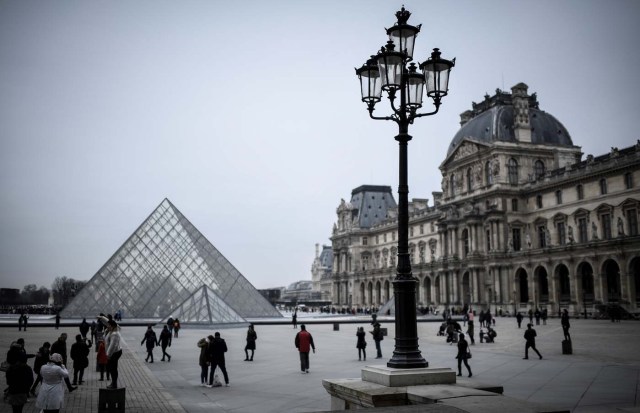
511, 82, 531, 143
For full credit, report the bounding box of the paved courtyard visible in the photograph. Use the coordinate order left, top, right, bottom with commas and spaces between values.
1, 315, 640, 412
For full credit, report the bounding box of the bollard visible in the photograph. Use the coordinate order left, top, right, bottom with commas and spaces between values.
99, 387, 126, 413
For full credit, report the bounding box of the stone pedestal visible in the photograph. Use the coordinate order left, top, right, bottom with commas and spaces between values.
362, 365, 456, 387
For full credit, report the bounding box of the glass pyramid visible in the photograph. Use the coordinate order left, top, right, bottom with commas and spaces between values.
162, 285, 247, 325
61, 199, 281, 320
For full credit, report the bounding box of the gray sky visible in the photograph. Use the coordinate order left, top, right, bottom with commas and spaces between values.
1, 1, 639, 291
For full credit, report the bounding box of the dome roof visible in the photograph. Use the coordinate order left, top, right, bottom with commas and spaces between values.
447, 85, 573, 156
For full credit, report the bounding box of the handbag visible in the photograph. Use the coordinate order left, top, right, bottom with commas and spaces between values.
466, 350, 472, 359
0, 360, 9, 372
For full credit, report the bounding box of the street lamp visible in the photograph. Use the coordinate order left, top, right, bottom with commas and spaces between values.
355, 7, 455, 369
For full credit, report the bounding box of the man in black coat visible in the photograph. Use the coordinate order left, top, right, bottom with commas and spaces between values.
207, 332, 229, 387
523, 323, 542, 360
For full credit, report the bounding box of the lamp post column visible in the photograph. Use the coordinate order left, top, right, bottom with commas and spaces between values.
388, 120, 427, 369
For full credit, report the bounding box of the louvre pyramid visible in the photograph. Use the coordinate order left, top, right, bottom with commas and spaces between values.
162, 285, 247, 325
61, 199, 281, 320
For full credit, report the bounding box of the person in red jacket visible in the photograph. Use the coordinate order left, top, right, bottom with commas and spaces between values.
294, 324, 315, 374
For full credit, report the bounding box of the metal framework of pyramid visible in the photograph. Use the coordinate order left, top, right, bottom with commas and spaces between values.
61, 198, 282, 320
162, 285, 247, 325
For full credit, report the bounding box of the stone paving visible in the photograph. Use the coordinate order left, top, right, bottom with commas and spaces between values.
1, 315, 640, 412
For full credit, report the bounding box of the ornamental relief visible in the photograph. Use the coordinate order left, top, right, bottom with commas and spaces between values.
453, 141, 479, 160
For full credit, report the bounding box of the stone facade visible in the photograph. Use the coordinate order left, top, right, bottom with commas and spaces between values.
327, 83, 640, 315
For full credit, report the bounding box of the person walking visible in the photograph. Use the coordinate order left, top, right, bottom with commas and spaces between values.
197, 337, 209, 387
69, 334, 91, 385
18, 313, 24, 332
173, 319, 181, 338
523, 323, 543, 360
35, 353, 68, 413
561, 309, 571, 341
370, 322, 383, 358
534, 308, 541, 325
244, 324, 257, 361
90, 321, 97, 344
79, 318, 90, 340
106, 319, 123, 389
516, 312, 523, 328
356, 326, 367, 361
466, 320, 475, 345
29, 341, 50, 396
292, 311, 298, 329
295, 324, 316, 374
141, 325, 158, 363
455, 333, 472, 377
166, 316, 174, 335
542, 309, 548, 325
96, 338, 109, 382
207, 332, 230, 387
5, 353, 33, 413
158, 325, 172, 362
55, 313, 61, 330
50, 334, 76, 393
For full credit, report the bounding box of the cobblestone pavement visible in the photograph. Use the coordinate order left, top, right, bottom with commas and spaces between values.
0, 325, 185, 413
2, 316, 640, 412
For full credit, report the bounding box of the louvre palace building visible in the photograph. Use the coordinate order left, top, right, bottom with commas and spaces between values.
314, 83, 640, 316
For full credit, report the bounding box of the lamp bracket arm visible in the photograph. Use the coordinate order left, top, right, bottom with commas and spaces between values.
410, 104, 440, 121
368, 110, 396, 122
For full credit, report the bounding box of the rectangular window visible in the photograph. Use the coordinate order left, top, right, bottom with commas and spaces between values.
362, 236, 368, 246
557, 222, 566, 246
486, 229, 491, 252
419, 245, 425, 263
602, 214, 612, 240
420, 224, 424, 235
384, 234, 387, 242
536, 195, 543, 208
512, 228, 521, 251
511, 198, 518, 212
628, 209, 638, 236
362, 256, 369, 271
578, 218, 588, 243
410, 226, 414, 237
376, 235, 379, 244
538, 225, 546, 248
556, 190, 563, 205
625, 173, 634, 189
392, 231, 396, 241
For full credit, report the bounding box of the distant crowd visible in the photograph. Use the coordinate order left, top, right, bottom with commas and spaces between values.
0, 305, 62, 315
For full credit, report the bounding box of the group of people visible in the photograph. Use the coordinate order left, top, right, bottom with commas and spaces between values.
4, 313, 124, 413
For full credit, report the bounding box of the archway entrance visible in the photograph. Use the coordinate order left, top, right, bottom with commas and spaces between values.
516, 268, 529, 303
535, 267, 549, 304
603, 259, 621, 303
578, 262, 594, 304
556, 264, 571, 304
423, 277, 431, 305
630, 257, 640, 305
462, 272, 471, 306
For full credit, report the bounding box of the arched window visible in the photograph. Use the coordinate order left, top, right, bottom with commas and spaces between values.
534, 160, 545, 179
508, 158, 518, 184
485, 161, 493, 185
466, 168, 472, 192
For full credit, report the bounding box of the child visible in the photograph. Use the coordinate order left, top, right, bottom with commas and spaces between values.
97, 338, 110, 381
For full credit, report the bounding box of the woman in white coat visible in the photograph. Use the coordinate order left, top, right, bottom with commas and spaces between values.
35, 353, 68, 413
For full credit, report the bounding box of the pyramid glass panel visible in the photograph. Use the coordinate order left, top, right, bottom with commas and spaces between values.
61, 199, 281, 320
162, 285, 247, 325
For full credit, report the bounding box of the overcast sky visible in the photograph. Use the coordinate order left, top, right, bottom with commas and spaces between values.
1, 0, 639, 292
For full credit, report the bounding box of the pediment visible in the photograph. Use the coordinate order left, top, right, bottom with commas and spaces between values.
442, 138, 490, 166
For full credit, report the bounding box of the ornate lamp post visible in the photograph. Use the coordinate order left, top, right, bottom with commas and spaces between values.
355, 7, 455, 369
